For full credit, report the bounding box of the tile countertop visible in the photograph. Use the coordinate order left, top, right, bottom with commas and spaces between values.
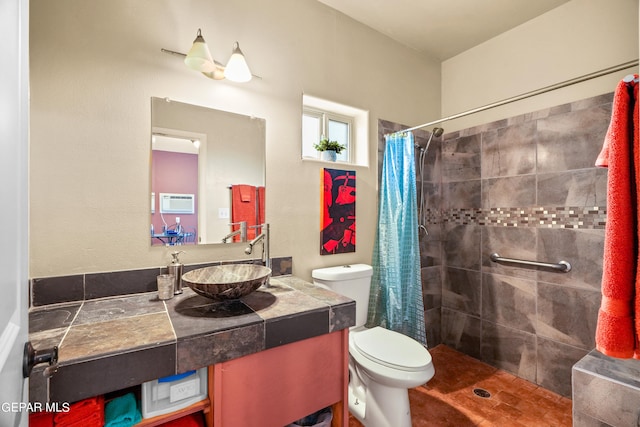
28, 276, 355, 404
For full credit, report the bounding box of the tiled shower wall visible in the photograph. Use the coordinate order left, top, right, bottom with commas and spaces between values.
379, 91, 613, 397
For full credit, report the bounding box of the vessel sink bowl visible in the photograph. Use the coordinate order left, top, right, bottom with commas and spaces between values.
182, 264, 272, 301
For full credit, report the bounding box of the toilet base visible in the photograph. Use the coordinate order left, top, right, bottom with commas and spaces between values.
348, 378, 413, 427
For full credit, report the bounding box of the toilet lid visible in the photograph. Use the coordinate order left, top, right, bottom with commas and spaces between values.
352, 327, 431, 372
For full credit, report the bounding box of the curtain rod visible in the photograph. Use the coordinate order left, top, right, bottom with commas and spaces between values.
391, 59, 639, 136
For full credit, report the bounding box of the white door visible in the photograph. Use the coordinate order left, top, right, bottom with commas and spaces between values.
0, 0, 30, 426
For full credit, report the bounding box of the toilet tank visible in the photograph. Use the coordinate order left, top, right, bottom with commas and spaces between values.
312, 264, 373, 328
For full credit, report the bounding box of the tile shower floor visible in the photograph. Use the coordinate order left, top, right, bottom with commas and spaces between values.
348, 344, 572, 427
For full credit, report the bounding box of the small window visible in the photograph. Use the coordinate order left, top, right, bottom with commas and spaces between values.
302, 108, 352, 162
302, 95, 369, 166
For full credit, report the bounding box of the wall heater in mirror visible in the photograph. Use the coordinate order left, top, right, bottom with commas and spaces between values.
159, 193, 195, 214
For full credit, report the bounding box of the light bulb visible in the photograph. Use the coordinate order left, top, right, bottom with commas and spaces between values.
224, 42, 252, 82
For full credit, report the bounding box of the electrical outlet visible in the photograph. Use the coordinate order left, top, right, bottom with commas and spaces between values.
218, 207, 230, 219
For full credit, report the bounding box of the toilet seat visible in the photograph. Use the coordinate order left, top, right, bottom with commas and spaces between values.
352, 327, 431, 372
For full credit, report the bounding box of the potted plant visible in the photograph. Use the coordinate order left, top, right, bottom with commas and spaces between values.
313, 138, 346, 162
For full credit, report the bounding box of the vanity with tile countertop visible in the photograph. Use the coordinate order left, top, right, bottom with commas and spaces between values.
28, 275, 355, 427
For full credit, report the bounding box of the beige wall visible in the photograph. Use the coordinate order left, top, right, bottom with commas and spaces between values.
442, 0, 639, 132
29, 0, 440, 280
30, 0, 638, 282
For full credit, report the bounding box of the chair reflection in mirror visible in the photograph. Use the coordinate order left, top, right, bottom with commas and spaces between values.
182, 228, 197, 244
152, 224, 196, 246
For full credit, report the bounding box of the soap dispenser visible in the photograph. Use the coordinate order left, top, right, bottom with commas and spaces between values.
168, 251, 185, 295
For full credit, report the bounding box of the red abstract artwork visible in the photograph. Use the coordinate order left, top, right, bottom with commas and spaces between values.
321, 168, 356, 255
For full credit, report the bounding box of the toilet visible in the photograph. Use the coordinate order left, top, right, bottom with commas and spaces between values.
312, 264, 435, 427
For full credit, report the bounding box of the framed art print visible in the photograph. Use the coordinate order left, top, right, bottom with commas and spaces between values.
320, 168, 356, 255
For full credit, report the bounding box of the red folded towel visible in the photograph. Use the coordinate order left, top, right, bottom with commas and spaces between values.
29, 410, 54, 427
54, 396, 104, 427
55, 411, 103, 427
595, 76, 639, 359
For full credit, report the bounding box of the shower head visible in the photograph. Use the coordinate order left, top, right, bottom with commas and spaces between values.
415, 126, 445, 150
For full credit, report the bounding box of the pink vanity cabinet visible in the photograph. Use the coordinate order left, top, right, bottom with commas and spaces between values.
209, 329, 349, 427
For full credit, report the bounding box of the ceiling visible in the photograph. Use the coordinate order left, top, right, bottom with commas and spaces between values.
316, 0, 570, 60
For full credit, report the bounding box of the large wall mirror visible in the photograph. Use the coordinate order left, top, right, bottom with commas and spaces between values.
151, 97, 266, 246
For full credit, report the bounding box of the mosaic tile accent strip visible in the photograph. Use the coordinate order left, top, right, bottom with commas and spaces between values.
441, 206, 607, 229
424, 208, 443, 224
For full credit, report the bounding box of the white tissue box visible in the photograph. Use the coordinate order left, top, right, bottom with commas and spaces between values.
141, 367, 208, 419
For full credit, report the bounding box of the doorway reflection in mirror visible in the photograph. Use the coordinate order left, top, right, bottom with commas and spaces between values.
151, 134, 199, 246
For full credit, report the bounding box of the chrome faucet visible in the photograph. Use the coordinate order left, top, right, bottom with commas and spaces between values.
244, 223, 271, 285
222, 221, 247, 243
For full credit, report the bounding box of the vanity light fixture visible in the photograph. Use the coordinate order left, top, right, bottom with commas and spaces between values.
184, 29, 216, 73
178, 28, 253, 82
223, 42, 252, 83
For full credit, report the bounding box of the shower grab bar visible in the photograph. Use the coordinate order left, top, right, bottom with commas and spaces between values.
489, 253, 571, 273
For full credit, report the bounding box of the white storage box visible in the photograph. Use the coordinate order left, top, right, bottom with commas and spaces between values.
141, 368, 208, 419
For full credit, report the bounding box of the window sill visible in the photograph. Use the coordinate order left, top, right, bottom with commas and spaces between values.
302, 156, 368, 168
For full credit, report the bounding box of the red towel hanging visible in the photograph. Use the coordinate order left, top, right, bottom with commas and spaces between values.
231, 185, 257, 240
595, 74, 639, 359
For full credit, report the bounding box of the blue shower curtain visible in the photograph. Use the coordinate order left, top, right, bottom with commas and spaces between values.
368, 131, 427, 345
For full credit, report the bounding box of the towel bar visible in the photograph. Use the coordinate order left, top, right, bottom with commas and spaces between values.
489, 253, 571, 273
